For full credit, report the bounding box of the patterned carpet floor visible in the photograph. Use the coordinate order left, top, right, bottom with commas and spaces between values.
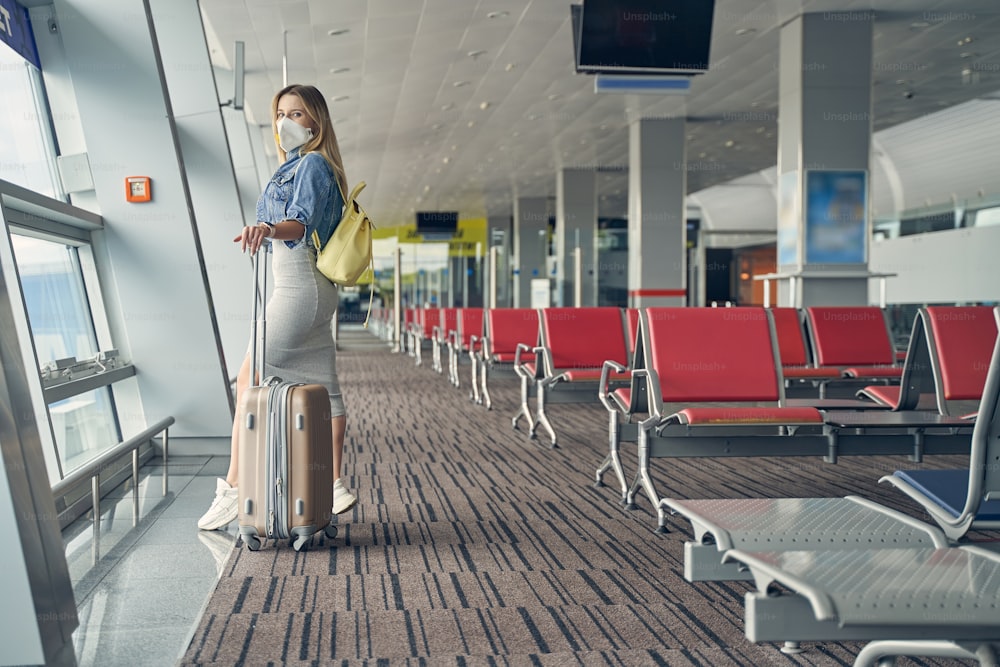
181, 328, 983, 666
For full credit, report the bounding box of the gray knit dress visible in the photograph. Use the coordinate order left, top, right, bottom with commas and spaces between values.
253, 148, 346, 418
263, 241, 345, 417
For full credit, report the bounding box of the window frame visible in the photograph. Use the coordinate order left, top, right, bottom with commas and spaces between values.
1, 179, 135, 483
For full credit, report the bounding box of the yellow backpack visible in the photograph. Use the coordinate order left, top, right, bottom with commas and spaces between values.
312, 181, 375, 325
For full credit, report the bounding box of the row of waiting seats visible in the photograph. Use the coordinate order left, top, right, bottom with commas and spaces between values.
391, 302, 991, 397
373, 302, 1000, 665
397, 304, 991, 442
662, 307, 1000, 666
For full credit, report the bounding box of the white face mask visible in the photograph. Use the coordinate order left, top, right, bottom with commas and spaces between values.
276, 117, 314, 152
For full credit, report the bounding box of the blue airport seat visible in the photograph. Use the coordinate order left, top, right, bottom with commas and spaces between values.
893, 469, 1000, 521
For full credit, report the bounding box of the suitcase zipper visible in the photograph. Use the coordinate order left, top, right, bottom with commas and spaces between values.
264, 384, 284, 539
276, 384, 290, 538
261, 381, 300, 543
265, 384, 278, 539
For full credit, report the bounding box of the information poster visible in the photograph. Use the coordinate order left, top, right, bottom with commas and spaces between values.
804, 170, 867, 265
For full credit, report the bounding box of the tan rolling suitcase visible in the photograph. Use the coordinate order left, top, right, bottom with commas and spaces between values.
237, 251, 336, 551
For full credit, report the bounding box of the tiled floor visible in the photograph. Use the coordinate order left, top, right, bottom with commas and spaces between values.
66, 455, 236, 667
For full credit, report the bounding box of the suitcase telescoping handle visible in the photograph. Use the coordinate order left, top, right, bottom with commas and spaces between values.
249, 248, 267, 387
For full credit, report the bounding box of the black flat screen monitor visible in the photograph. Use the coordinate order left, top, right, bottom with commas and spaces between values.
416, 211, 458, 236
577, 0, 715, 75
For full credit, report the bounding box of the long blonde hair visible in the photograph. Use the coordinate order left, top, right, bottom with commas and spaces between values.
271, 84, 348, 198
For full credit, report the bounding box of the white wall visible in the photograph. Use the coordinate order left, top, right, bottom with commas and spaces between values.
151, 0, 254, 390
870, 225, 1000, 304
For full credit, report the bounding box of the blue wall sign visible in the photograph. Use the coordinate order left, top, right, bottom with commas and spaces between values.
0, 0, 41, 69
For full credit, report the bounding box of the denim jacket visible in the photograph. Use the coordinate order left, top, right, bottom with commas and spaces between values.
255, 147, 344, 250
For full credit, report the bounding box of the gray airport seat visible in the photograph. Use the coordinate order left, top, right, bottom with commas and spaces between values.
852, 640, 997, 667
723, 545, 1000, 666
663, 495, 948, 583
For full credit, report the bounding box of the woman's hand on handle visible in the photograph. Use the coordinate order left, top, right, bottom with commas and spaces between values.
234, 223, 273, 255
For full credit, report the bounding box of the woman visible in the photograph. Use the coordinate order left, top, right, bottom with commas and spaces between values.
198, 84, 356, 530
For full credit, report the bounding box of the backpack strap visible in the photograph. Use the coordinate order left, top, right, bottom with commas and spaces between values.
361, 223, 374, 328
347, 181, 366, 202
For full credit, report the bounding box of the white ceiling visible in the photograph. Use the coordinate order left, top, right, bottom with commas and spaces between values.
198, 0, 1000, 227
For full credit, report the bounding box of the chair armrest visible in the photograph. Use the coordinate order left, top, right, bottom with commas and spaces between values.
513, 342, 531, 367
598, 360, 627, 411
513, 343, 545, 380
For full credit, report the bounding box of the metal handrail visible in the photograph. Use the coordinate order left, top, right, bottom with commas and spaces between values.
51, 416, 174, 531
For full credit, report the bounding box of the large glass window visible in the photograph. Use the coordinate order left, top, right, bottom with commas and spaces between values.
14, 235, 96, 361
0, 42, 59, 197
11, 234, 119, 472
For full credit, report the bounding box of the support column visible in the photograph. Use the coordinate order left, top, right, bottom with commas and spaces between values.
556, 169, 597, 307
776, 12, 873, 307
487, 212, 511, 308
628, 118, 687, 307
512, 197, 548, 308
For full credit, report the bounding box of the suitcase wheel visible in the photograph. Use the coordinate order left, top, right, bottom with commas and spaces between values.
244, 535, 261, 551
324, 524, 338, 540
292, 534, 311, 552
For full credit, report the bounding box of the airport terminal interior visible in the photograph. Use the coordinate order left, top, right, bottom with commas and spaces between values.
2, 0, 1000, 665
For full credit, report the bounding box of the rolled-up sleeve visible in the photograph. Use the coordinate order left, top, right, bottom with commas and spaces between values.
285, 153, 334, 244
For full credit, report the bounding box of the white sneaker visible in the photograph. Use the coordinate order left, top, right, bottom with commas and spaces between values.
332, 478, 357, 515
198, 478, 239, 530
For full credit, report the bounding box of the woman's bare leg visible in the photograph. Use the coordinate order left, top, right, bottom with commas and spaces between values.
198, 354, 252, 530
331, 414, 356, 513
332, 415, 346, 482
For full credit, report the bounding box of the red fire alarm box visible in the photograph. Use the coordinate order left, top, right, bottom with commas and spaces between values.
125, 176, 152, 202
